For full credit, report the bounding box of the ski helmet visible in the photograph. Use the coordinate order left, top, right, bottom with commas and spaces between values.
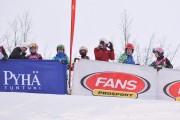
153, 47, 164, 55
29, 43, 38, 53
79, 46, 88, 54
125, 43, 134, 53
57, 44, 65, 52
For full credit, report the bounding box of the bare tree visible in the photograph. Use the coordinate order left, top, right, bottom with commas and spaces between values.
117, 10, 180, 67
41, 45, 52, 60
0, 31, 9, 44
118, 10, 132, 48
18, 11, 32, 42
168, 43, 180, 62
7, 18, 20, 52
144, 34, 156, 65
3, 11, 33, 53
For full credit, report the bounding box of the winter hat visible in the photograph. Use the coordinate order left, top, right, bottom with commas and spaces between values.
99, 38, 109, 44
21, 42, 29, 49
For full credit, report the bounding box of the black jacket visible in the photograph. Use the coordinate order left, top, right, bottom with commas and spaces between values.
9, 47, 27, 59
150, 56, 173, 69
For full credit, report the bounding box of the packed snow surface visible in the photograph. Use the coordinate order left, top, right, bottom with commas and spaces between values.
0, 92, 180, 120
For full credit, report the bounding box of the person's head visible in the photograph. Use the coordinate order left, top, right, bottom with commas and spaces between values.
20, 42, 29, 52
29, 43, 38, 54
99, 38, 109, 49
153, 47, 164, 58
79, 46, 88, 57
57, 44, 65, 53
125, 43, 134, 55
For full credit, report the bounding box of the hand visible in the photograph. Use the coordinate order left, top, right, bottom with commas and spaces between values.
60, 60, 66, 64
155, 65, 163, 71
74, 58, 80, 62
67, 64, 70, 70
98, 45, 103, 49
2, 56, 8, 61
21, 52, 26, 56
108, 42, 113, 50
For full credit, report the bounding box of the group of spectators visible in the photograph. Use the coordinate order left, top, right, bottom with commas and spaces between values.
0, 38, 173, 70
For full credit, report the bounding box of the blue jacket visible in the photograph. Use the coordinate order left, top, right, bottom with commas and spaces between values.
52, 53, 70, 66
118, 53, 135, 64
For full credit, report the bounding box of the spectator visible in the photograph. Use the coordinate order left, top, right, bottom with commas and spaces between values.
94, 38, 114, 62
27, 43, 42, 60
9, 42, 29, 59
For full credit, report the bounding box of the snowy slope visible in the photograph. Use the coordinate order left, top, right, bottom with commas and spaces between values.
0, 92, 180, 120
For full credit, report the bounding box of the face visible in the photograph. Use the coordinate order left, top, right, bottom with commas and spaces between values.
126, 48, 133, 55
80, 50, 86, 56
99, 41, 107, 49
30, 47, 36, 53
154, 52, 159, 58
58, 49, 64, 53
21, 47, 27, 52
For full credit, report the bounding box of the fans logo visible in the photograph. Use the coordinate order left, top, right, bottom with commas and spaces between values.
164, 80, 180, 101
81, 72, 150, 99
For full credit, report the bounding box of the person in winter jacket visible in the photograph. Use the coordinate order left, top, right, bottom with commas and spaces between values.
9, 42, 29, 59
27, 43, 42, 60
118, 43, 135, 64
150, 47, 173, 70
74, 46, 90, 62
71, 46, 90, 71
52, 44, 70, 68
94, 38, 115, 62
0, 45, 8, 61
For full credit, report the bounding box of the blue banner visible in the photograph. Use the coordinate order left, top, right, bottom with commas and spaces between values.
0, 60, 67, 94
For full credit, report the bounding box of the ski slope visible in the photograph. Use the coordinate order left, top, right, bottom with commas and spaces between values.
0, 92, 179, 120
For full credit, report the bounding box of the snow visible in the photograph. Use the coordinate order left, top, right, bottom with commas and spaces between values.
0, 92, 180, 120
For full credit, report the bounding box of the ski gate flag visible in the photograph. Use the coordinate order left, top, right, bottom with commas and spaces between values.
69, 0, 76, 87
0, 60, 67, 94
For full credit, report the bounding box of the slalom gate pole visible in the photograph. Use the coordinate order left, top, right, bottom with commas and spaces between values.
69, 0, 76, 93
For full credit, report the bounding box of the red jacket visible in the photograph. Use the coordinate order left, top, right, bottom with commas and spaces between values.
94, 47, 115, 61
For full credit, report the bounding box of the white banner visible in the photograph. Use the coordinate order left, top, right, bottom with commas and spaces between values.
72, 60, 180, 101
72, 60, 157, 99
158, 69, 180, 101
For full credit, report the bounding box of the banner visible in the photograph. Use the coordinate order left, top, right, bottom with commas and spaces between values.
158, 69, 180, 101
71, 60, 180, 101
0, 60, 67, 94
72, 60, 158, 99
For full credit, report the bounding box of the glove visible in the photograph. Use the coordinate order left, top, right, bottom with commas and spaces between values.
60, 60, 66, 64
2, 56, 8, 61
108, 42, 114, 50
74, 58, 80, 62
155, 65, 163, 71
67, 64, 70, 70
